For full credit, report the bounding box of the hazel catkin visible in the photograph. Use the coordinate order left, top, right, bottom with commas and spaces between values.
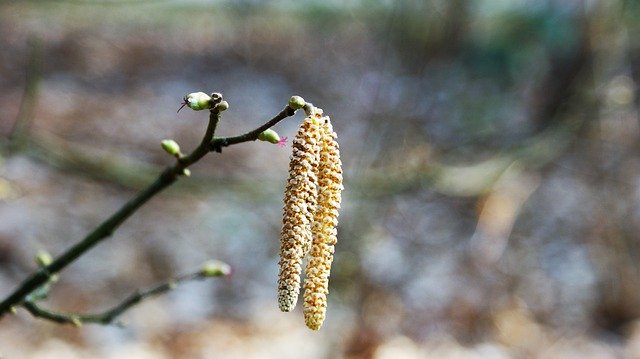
277, 114, 322, 312
302, 116, 343, 330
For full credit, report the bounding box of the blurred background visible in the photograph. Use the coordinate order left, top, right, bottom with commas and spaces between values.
0, 0, 639, 357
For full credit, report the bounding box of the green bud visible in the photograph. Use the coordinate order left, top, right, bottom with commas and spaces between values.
9, 306, 16, 314
161, 139, 181, 157
35, 250, 53, 267
215, 100, 229, 112
182, 168, 191, 177
200, 260, 231, 277
70, 315, 83, 327
258, 129, 281, 144
183, 92, 212, 111
288, 95, 306, 110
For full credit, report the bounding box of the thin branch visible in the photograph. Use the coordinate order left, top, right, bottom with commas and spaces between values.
0, 96, 300, 319
210, 105, 296, 152
0, 98, 298, 318
22, 271, 210, 326
7, 36, 42, 147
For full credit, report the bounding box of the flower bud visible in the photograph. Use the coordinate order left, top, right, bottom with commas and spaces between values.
35, 250, 53, 267
161, 139, 181, 157
182, 168, 191, 177
288, 96, 306, 110
258, 129, 281, 144
201, 260, 232, 277
181, 92, 212, 111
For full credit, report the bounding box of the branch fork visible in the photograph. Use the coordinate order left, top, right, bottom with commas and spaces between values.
0, 93, 306, 325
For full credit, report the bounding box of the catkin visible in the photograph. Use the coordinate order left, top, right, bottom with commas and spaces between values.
303, 116, 343, 330
277, 114, 322, 312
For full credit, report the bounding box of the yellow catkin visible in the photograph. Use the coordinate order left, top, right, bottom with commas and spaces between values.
303, 116, 343, 330
277, 114, 322, 312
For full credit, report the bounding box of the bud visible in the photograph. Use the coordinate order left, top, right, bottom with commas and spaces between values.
179, 92, 212, 112
160, 139, 181, 157
35, 250, 53, 267
182, 168, 191, 177
288, 96, 306, 110
258, 129, 281, 144
201, 260, 232, 277
70, 315, 83, 327
214, 100, 229, 112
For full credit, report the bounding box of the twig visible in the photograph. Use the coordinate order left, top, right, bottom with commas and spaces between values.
22, 271, 208, 326
210, 106, 296, 152
0, 96, 299, 318
7, 36, 42, 148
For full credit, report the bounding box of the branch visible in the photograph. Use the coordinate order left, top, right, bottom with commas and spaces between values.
21, 262, 229, 326
210, 105, 296, 152
6, 36, 42, 149
0, 95, 301, 318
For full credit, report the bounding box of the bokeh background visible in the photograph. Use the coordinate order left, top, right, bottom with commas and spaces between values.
0, 0, 639, 357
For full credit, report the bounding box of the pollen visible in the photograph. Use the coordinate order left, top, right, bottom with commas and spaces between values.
277, 114, 322, 312
303, 117, 343, 330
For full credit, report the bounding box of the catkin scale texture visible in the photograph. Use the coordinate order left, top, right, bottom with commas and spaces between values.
303, 118, 343, 330
277, 115, 322, 312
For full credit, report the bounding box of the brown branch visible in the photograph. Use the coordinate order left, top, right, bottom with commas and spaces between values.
22, 269, 218, 326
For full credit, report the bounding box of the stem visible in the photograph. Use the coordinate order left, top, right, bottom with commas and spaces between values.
210, 106, 295, 151
22, 271, 207, 326
0, 108, 221, 316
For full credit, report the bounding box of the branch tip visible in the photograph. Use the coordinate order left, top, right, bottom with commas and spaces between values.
201, 260, 232, 277
288, 95, 306, 110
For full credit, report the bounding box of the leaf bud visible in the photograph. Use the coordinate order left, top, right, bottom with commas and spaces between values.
70, 315, 83, 327
288, 95, 306, 110
160, 139, 181, 157
201, 260, 232, 277
214, 100, 229, 112
35, 250, 53, 268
